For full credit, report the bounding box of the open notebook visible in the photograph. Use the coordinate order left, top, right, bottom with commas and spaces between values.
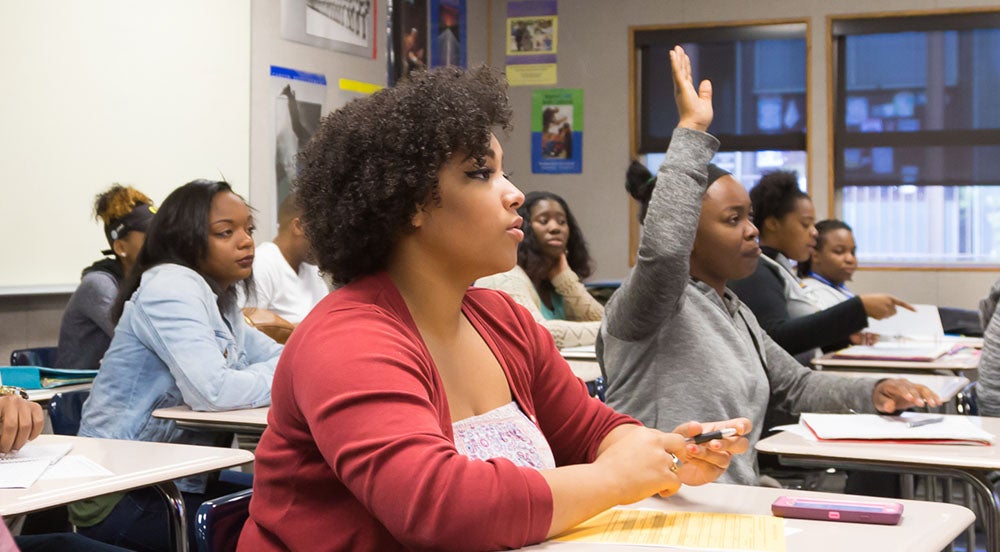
831, 342, 955, 362
800, 413, 994, 446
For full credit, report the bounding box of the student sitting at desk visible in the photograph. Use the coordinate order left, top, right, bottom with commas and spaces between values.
602, 46, 939, 488
72, 180, 283, 552
240, 191, 330, 342
798, 219, 859, 309
977, 279, 1000, 417
239, 65, 749, 551
56, 185, 155, 370
728, 171, 912, 360
476, 191, 603, 348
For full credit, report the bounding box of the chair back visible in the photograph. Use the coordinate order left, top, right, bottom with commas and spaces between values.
195, 488, 253, 552
10, 346, 59, 367
956, 381, 979, 416
48, 390, 91, 435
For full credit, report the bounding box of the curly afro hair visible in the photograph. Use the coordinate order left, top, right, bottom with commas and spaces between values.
296, 66, 512, 286
749, 170, 808, 239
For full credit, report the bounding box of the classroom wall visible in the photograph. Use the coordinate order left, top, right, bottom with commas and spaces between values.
0, 0, 491, 359
486, 0, 1000, 306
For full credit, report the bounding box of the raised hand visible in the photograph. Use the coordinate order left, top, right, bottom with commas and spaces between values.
670, 45, 713, 132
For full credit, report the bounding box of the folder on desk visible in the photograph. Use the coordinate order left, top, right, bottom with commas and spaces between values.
831, 342, 954, 362
800, 413, 994, 446
0, 366, 98, 390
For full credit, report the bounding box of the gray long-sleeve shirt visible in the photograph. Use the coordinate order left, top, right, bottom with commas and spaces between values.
599, 127, 878, 485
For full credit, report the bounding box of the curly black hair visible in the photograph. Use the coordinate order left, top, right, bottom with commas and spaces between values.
796, 219, 854, 277
296, 66, 512, 285
517, 191, 593, 289
749, 170, 808, 239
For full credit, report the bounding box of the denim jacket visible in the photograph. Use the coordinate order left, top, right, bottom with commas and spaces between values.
78, 263, 283, 492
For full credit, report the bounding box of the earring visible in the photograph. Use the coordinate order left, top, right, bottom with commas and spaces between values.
119, 252, 126, 258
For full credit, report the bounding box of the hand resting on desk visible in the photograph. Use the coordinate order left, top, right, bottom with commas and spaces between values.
0, 395, 43, 454
872, 379, 942, 413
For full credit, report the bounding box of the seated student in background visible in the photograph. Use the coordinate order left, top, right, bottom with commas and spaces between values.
0, 392, 128, 551
55, 185, 155, 370
476, 191, 603, 348
239, 65, 749, 552
798, 219, 859, 310
977, 280, 1000, 417
72, 180, 283, 552
602, 46, 938, 488
240, 191, 330, 341
727, 171, 912, 360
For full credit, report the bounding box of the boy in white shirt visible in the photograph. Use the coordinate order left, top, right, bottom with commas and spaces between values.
244, 192, 330, 324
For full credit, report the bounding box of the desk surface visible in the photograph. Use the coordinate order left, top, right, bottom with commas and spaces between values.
523, 483, 973, 551
25, 383, 92, 404
153, 405, 269, 432
821, 371, 969, 401
756, 415, 1000, 471
812, 347, 979, 372
0, 434, 254, 517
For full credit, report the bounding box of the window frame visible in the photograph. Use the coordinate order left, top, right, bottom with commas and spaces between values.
628, 18, 811, 265
827, 8, 1000, 270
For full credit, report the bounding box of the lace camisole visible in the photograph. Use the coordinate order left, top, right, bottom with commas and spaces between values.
452, 401, 556, 470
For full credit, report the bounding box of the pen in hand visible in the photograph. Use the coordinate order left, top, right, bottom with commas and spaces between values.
687, 427, 738, 444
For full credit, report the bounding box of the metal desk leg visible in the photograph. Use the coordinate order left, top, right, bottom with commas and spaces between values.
154, 481, 188, 552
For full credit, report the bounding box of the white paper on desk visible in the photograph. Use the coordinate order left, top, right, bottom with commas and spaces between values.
40, 455, 114, 480
800, 413, 994, 444
832, 342, 954, 361
866, 304, 944, 340
0, 443, 72, 465
0, 458, 49, 488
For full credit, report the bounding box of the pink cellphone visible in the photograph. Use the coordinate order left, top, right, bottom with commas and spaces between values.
771, 496, 903, 525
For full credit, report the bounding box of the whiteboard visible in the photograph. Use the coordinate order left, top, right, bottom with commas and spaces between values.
0, 1, 250, 289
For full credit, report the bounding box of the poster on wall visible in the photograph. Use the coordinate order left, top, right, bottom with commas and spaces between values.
532, 88, 581, 174
429, 0, 466, 68
280, 0, 377, 59
271, 66, 327, 206
506, 0, 558, 86
389, 0, 429, 85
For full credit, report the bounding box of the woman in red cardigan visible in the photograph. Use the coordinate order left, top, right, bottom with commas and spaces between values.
240, 57, 749, 552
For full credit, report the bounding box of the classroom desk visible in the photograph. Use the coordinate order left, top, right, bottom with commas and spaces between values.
756, 415, 1000, 552
0, 434, 253, 552
522, 483, 973, 551
560, 346, 602, 382
153, 405, 269, 434
25, 383, 92, 405
822, 371, 970, 402
812, 346, 979, 374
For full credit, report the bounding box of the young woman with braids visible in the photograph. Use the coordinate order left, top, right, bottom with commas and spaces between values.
55, 185, 155, 370
476, 191, 604, 348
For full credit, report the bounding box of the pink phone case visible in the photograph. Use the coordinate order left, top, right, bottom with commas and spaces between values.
771, 496, 903, 525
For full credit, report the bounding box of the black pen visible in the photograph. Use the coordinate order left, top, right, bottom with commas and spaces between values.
687, 428, 738, 444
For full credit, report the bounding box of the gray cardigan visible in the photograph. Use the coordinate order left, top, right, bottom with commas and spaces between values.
599, 127, 877, 485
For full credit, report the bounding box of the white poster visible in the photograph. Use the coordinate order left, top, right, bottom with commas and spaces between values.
271, 66, 327, 206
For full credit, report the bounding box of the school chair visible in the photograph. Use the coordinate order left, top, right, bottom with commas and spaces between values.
195, 488, 253, 552
585, 376, 607, 402
48, 390, 90, 436
10, 346, 58, 367
956, 381, 979, 416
